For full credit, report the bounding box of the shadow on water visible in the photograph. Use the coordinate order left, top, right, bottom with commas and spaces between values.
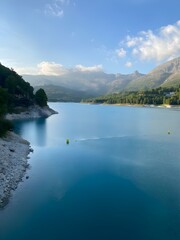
34, 118, 47, 146
14, 118, 47, 146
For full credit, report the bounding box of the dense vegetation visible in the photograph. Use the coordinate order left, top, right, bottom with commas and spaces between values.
34, 85, 96, 102
35, 88, 48, 107
0, 63, 48, 136
84, 87, 180, 105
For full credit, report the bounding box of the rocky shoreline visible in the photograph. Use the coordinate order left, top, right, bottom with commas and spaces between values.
5, 105, 58, 120
0, 132, 33, 208
0, 105, 58, 209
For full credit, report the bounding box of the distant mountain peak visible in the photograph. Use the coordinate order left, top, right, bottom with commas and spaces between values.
132, 70, 141, 76
23, 57, 180, 98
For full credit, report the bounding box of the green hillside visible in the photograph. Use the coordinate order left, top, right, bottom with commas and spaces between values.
34, 85, 96, 102
84, 87, 180, 106
0, 63, 47, 136
124, 57, 180, 91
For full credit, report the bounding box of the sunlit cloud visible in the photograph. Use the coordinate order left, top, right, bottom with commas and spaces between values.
15, 61, 103, 75
37, 61, 68, 75
124, 20, 180, 62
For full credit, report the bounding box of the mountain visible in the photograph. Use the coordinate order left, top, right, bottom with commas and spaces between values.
125, 57, 180, 91
23, 70, 144, 98
23, 72, 115, 95
107, 71, 144, 92
34, 85, 96, 102
23, 57, 180, 101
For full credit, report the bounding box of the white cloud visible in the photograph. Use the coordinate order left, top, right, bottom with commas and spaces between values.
125, 61, 133, 67
116, 48, 126, 58
75, 64, 103, 72
15, 62, 103, 75
125, 20, 180, 62
44, 0, 70, 17
37, 61, 68, 75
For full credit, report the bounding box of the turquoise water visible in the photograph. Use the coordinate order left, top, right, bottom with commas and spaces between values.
0, 103, 180, 240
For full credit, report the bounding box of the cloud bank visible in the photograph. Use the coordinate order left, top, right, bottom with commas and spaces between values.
15, 62, 104, 75
125, 20, 180, 62
114, 20, 180, 68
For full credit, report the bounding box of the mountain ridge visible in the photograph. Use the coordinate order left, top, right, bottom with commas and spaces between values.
23, 57, 180, 101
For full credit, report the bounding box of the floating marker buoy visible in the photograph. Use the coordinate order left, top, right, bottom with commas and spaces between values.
66, 139, 70, 144
168, 131, 170, 135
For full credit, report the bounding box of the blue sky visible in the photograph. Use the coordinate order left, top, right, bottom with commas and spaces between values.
1, 0, 180, 75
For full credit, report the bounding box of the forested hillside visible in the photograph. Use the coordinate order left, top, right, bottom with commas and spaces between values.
0, 63, 47, 136
84, 87, 180, 105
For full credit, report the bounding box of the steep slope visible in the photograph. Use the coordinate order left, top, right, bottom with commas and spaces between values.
161, 72, 180, 88
108, 71, 144, 92
0, 64, 34, 113
0, 63, 55, 120
125, 57, 180, 90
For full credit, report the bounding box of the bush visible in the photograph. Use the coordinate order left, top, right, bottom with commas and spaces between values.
0, 119, 14, 137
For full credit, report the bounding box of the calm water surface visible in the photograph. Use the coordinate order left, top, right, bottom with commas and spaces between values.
0, 103, 180, 240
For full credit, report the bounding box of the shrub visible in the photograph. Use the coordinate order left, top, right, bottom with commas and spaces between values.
0, 119, 14, 137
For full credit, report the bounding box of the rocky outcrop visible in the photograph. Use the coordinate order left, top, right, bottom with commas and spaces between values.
5, 105, 58, 121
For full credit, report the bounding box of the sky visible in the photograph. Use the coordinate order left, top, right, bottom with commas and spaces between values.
1, 0, 180, 75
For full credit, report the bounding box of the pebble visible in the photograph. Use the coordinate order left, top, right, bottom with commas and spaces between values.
0, 132, 32, 208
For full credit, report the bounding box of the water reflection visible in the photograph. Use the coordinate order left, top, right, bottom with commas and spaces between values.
14, 118, 47, 146
3, 103, 179, 240
34, 118, 47, 146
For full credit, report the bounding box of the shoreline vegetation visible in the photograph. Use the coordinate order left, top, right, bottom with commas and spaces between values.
0, 63, 58, 208
82, 87, 180, 106
85, 102, 180, 109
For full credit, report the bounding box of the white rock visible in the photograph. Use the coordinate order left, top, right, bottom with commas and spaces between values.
0, 132, 31, 208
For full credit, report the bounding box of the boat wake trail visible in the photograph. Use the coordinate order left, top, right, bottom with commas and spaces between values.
77, 135, 128, 142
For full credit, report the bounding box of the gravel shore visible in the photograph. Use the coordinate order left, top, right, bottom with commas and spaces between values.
0, 132, 33, 208
0, 105, 57, 208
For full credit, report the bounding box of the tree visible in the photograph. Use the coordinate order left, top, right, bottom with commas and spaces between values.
35, 88, 48, 107
0, 87, 8, 116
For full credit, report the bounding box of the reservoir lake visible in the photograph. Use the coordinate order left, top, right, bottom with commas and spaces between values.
0, 103, 180, 240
